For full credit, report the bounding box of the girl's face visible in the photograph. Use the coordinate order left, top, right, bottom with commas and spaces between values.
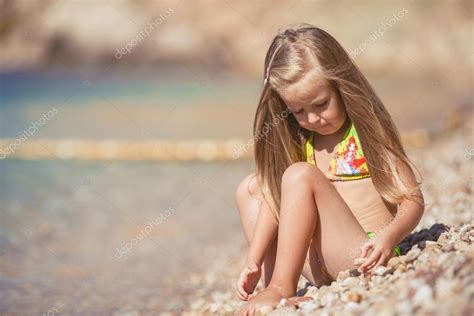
279, 70, 347, 136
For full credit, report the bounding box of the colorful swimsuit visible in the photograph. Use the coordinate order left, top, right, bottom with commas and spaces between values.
305, 120, 371, 181
305, 121, 401, 256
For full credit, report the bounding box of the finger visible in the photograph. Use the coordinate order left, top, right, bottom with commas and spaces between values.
235, 288, 246, 300
237, 284, 248, 300
374, 253, 388, 267
236, 290, 247, 301
365, 257, 379, 272
359, 245, 369, 258
366, 251, 383, 271
359, 243, 374, 258
359, 249, 381, 271
239, 290, 248, 301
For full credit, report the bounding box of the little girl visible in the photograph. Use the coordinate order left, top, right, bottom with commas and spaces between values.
234, 24, 425, 315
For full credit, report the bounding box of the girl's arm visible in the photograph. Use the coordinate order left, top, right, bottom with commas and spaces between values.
246, 204, 278, 266
382, 189, 424, 246
359, 160, 425, 271
381, 160, 425, 244
235, 205, 278, 301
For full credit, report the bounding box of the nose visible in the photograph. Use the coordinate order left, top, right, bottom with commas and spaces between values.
307, 112, 320, 124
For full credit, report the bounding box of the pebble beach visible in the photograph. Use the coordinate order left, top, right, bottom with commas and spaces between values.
182, 112, 474, 315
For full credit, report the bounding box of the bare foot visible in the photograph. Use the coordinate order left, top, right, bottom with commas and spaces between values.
235, 286, 289, 316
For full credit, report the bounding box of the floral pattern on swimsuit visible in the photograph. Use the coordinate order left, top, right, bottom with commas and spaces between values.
305, 121, 371, 181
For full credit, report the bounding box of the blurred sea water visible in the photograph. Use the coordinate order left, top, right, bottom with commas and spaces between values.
0, 158, 253, 313
0, 69, 259, 140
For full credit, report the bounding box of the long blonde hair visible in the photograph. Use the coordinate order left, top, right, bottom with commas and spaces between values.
253, 24, 423, 221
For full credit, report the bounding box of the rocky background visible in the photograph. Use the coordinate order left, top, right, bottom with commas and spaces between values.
0, 0, 472, 75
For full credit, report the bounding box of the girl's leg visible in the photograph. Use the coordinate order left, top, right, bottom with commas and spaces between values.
237, 163, 368, 313
235, 173, 277, 287
301, 234, 332, 287
271, 162, 368, 292
236, 173, 332, 289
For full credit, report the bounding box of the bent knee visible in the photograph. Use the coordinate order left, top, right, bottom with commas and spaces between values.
282, 162, 322, 187
235, 172, 261, 205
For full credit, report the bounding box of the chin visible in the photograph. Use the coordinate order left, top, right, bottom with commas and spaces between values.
316, 130, 334, 136
311, 125, 332, 135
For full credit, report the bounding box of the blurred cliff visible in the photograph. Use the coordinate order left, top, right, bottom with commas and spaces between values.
1, 0, 472, 75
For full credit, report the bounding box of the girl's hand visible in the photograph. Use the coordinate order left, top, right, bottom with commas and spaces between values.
235, 262, 261, 301
357, 233, 397, 272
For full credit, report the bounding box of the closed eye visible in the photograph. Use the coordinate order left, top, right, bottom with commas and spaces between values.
313, 100, 328, 107
291, 100, 327, 114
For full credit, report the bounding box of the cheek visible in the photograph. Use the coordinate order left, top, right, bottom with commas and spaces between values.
295, 117, 308, 127
327, 99, 346, 123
